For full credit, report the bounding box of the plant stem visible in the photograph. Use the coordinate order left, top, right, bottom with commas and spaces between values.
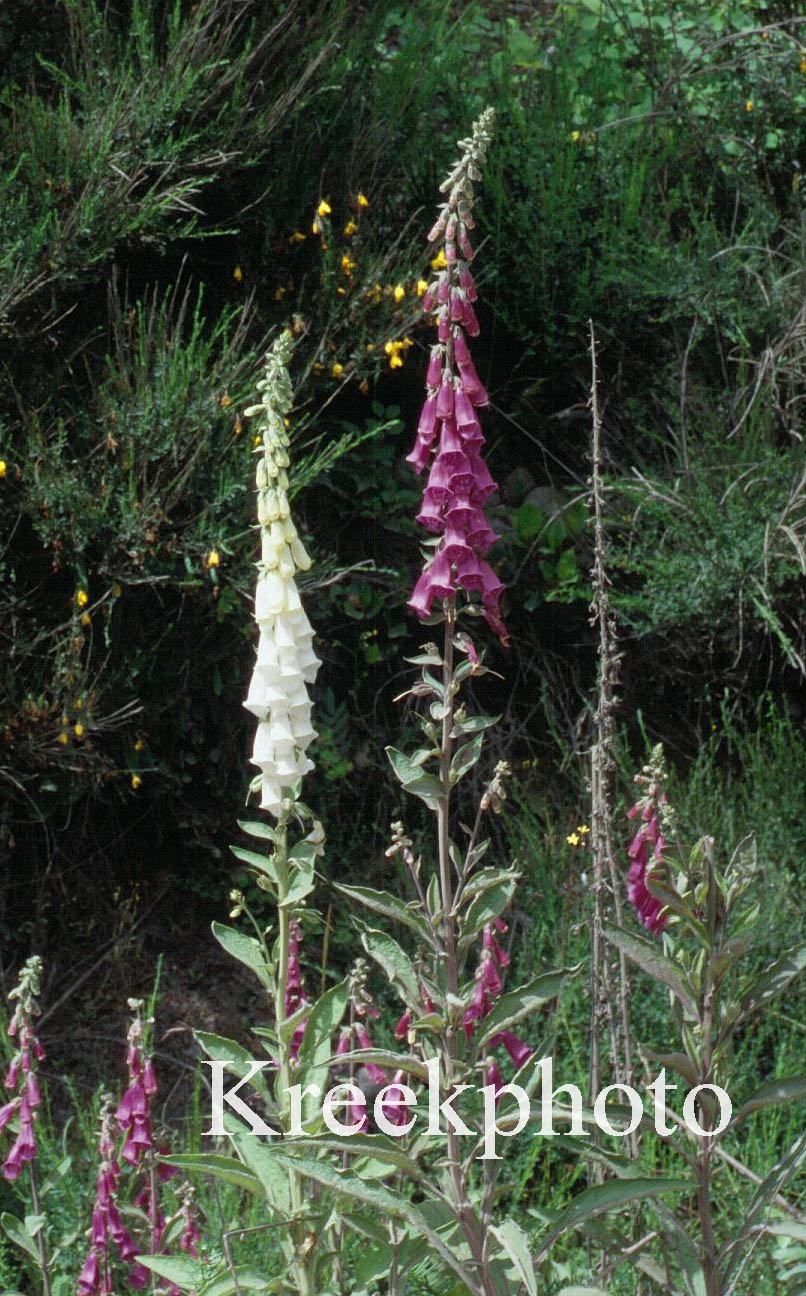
28, 1160, 52, 1296
274, 818, 315, 1296
436, 608, 497, 1296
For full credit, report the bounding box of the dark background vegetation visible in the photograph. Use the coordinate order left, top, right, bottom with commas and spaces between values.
1, 0, 806, 1288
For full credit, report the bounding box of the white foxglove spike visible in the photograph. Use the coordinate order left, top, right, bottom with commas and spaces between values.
243, 332, 322, 816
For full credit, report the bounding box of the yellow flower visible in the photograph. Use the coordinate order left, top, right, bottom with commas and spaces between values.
430, 248, 447, 271
0, 460, 6, 477
131, 774, 142, 790
393, 284, 405, 302
344, 220, 357, 236
80, 612, 91, 627
331, 362, 344, 379
220, 393, 232, 408
76, 589, 89, 608
801, 53, 806, 74
366, 343, 375, 352
356, 192, 369, 208
566, 832, 580, 847
253, 434, 262, 447
317, 199, 332, 217
74, 722, 85, 739
207, 549, 220, 567
570, 129, 581, 142
358, 378, 369, 394
384, 340, 395, 354
274, 285, 286, 300
233, 265, 243, 283
134, 737, 145, 751
416, 278, 429, 297
312, 218, 321, 235
579, 825, 590, 835
390, 354, 403, 369
341, 253, 356, 276
113, 582, 122, 597
745, 99, 754, 112
290, 230, 306, 244
57, 731, 69, 745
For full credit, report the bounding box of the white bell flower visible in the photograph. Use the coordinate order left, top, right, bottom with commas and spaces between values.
242, 333, 321, 816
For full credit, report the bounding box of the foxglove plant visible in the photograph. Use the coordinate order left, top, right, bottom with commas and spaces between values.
146, 334, 347, 1296
601, 745, 806, 1296
1, 955, 51, 1296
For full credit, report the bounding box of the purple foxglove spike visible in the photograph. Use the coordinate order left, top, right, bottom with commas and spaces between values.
479, 953, 502, 997
129, 1116, 152, 1149
346, 1101, 367, 1133
466, 452, 496, 502
406, 435, 433, 475
483, 923, 510, 968
142, 1058, 157, 1096
437, 311, 450, 342
126, 1045, 140, 1075
494, 1030, 533, 1069
418, 396, 438, 440
485, 1059, 504, 1101
436, 379, 455, 420
459, 364, 488, 408
32, 1035, 45, 1061
436, 417, 466, 460
467, 517, 500, 554
427, 216, 446, 242
335, 1028, 352, 1057
442, 523, 474, 563
407, 551, 456, 619
394, 1010, 412, 1040
77, 1249, 101, 1296
16, 1118, 35, 1158
426, 349, 443, 388
641, 801, 653, 821
6, 1022, 17, 1039
91, 1207, 107, 1248
25, 1071, 40, 1107
5, 1058, 19, 1091
128, 1263, 151, 1290
443, 495, 477, 530
452, 328, 471, 365
436, 275, 450, 304
290, 1021, 307, 1061
627, 802, 640, 820
382, 1076, 410, 1127
462, 298, 480, 336
454, 547, 484, 591
422, 282, 438, 312
454, 387, 478, 429
19, 1047, 30, 1074
458, 262, 477, 300
2, 1147, 23, 1180
0, 1098, 19, 1133
415, 492, 445, 533
458, 224, 474, 260
445, 213, 457, 241
445, 241, 457, 264
450, 289, 465, 323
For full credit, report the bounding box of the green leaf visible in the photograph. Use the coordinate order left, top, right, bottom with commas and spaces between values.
158, 1153, 263, 1195
296, 977, 349, 1069
280, 1133, 424, 1179
734, 1077, 806, 1124
230, 1130, 291, 1214
535, 1178, 691, 1263
359, 926, 419, 1001
488, 1218, 536, 1296
211, 922, 271, 989
385, 747, 442, 809
237, 819, 280, 844
194, 1032, 273, 1104
460, 875, 518, 942
334, 884, 431, 943
230, 846, 278, 885
257, 1149, 477, 1290
0, 1213, 39, 1262
604, 925, 697, 1017
476, 970, 569, 1048
721, 1131, 806, 1287
556, 548, 578, 583
555, 1288, 611, 1296
731, 945, 806, 1029
136, 1256, 203, 1289
450, 733, 484, 784
280, 856, 314, 907
333, 1049, 430, 1082
453, 713, 501, 735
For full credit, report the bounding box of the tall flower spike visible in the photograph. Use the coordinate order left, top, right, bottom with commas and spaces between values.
626, 750, 670, 935
2, 955, 45, 1182
407, 108, 508, 645
243, 332, 321, 815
